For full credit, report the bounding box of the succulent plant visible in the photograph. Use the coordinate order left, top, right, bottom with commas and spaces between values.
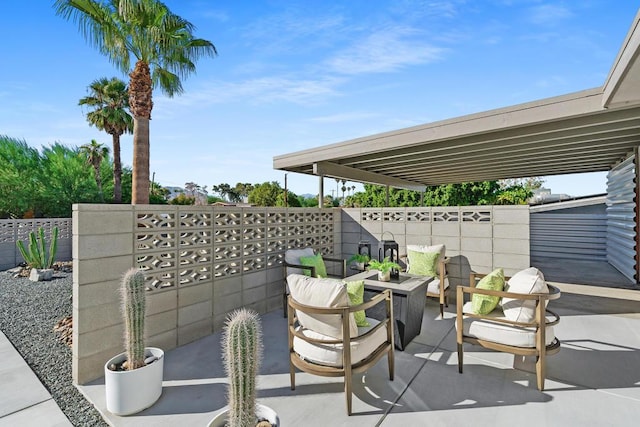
222, 308, 263, 427
121, 268, 146, 370
16, 227, 58, 269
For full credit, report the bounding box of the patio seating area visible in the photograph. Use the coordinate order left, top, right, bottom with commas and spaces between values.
79, 259, 640, 426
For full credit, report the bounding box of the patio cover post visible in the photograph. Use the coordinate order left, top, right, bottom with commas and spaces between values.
318, 175, 324, 208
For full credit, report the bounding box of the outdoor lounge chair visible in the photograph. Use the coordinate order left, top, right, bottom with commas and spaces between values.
282, 247, 346, 317
403, 244, 450, 318
456, 268, 561, 390
286, 274, 395, 415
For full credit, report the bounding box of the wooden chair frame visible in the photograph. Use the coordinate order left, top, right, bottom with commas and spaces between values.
282, 252, 346, 317
402, 254, 451, 318
287, 289, 394, 415
456, 272, 561, 390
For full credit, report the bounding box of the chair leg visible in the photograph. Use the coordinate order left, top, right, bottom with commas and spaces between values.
290, 360, 296, 390
457, 343, 464, 373
536, 355, 545, 391
439, 303, 445, 319
345, 376, 352, 415
388, 348, 395, 381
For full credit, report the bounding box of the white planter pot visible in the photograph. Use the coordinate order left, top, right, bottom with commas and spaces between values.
29, 268, 53, 281
378, 270, 391, 282
208, 403, 279, 427
105, 347, 164, 416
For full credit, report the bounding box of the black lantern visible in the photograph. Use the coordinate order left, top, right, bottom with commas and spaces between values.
378, 232, 400, 279
358, 240, 372, 261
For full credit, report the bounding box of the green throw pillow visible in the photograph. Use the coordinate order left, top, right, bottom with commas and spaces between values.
344, 280, 370, 327
299, 253, 327, 278
407, 250, 439, 277
471, 268, 505, 315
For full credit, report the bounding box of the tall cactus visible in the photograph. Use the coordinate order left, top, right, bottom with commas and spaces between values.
121, 268, 146, 370
222, 308, 263, 427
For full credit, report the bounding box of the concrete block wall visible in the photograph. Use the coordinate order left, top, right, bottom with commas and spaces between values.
73, 204, 340, 384
342, 206, 530, 286
0, 218, 72, 270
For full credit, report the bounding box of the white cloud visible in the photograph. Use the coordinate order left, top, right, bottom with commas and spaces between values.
326, 26, 445, 75
528, 4, 572, 26
155, 75, 345, 109
309, 112, 381, 123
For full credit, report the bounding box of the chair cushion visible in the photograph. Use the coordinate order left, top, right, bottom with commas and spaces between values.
299, 253, 327, 278
502, 267, 548, 323
426, 277, 449, 295
287, 274, 357, 339
406, 244, 445, 275
344, 280, 369, 327
293, 318, 388, 367
406, 249, 439, 276
471, 268, 505, 315
285, 248, 315, 276
460, 302, 555, 347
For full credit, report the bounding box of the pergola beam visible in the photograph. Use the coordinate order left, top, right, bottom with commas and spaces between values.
312, 161, 424, 191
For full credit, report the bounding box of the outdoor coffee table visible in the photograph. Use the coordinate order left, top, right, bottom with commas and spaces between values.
348, 271, 430, 350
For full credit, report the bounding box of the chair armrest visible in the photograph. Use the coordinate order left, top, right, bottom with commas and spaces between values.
284, 261, 315, 277
456, 284, 561, 328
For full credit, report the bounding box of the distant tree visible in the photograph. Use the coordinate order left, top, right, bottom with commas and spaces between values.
80, 140, 109, 202
298, 195, 319, 207
169, 193, 195, 205
79, 77, 133, 203
248, 181, 283, 206
56, 0, 217, 203
276, 190, 301, 207
40, 143, 107, 217
212, 183, 235, 202
0, 136, 43, 218
233, 182, 254, 202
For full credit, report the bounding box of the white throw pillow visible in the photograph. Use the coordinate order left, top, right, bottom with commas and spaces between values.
286, 274, 357, 339
285, 248, 315, 276
406, 244, 446, 275
502, 267, 548, 323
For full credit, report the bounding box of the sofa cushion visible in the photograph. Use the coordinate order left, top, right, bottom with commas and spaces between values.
285, 248, 315, 276
502, 267, 548, 323
293, 318, 387, 367
406, 244, 445, 275
287, 274, 357, 339
299, 252, 327, 278
460, 302, 555, 347
406, 249, 439, 277
426, 277, 449, 295
471, 268, 505, 315
344, 279, 369, 327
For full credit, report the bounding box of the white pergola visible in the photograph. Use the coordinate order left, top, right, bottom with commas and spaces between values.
274, 9, 640, 200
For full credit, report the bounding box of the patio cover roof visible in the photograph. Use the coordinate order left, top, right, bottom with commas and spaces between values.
273, 10, 640, 191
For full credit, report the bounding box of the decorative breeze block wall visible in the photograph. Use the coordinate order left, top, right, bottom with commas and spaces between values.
0, 218, 72, 270
73, 204, 340, 385
342, 206, 530, 285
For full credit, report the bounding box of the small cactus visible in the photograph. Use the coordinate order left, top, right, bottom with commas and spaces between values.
121, 268, 146, 370
222, 308, 263, 427
16, 226, 59, 269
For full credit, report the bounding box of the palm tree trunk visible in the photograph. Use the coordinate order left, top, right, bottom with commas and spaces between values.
112, 133, 122, 203
132, 118, 150, 204
129, 60, 152, 205
94, 164, 104, 202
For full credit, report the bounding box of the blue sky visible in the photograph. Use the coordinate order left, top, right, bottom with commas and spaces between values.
1, 1, 638, 197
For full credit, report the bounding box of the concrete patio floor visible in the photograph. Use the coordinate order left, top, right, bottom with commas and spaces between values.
79, 264, 640, 426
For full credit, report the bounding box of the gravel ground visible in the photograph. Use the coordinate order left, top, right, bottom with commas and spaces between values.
0, 270, 108, 427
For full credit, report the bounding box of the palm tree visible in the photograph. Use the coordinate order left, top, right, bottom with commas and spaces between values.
80, 140, 110, 202
79, 77, 133, 203
56, 0, 217, 204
